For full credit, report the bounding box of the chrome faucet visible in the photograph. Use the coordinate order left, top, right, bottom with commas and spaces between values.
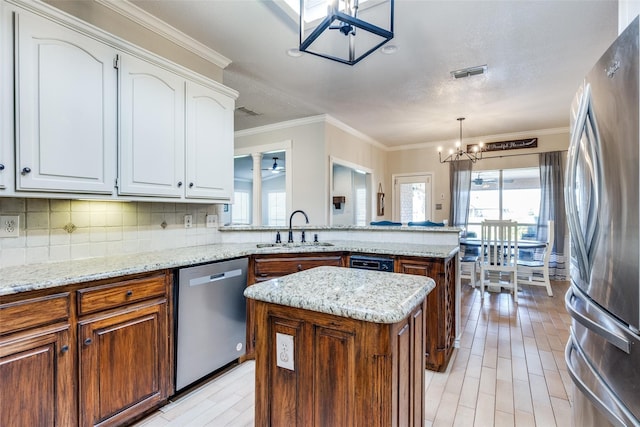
288, 210, 309, 243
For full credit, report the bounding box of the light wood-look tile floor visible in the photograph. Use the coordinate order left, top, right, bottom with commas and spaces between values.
133, 280, 572, 427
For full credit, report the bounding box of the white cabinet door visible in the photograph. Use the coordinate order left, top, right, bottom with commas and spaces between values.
118, 53, 185, 197
185, 81, 234, 200
14, 10, 117, 193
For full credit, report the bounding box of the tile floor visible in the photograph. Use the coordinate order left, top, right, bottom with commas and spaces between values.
133, 280, 572, 427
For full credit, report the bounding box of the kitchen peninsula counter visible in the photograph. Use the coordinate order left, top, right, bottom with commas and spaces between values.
0, 241, 457, 296
244, 266, 433, 426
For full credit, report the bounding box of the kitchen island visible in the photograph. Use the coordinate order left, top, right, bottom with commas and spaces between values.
244, 266, 434, 427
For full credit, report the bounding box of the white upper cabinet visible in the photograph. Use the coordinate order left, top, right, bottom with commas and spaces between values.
3, 1, 236, 202
118, 53, 185, 197
185, 80, 234, 200
14, 9, 117, 194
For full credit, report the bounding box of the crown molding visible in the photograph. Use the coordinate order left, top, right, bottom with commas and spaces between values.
324, 115, 387, 150
234, 115, 328, 137
94, 0, 232, 69
235, 114, 387, 151
387, 126, 570, 152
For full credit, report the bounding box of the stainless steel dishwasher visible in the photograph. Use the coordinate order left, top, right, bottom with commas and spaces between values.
176, 257, 248, 391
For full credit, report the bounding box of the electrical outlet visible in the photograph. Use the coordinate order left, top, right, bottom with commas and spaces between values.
276, 333, 294, 371
184, 214, 193, 229
205, 214, 218, 228
0, 215, 19, 237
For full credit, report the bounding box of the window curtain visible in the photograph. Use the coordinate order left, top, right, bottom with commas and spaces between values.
449, 159, 473, 233
537, 151, 567, 280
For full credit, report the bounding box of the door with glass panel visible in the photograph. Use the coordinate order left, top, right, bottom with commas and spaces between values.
393, 174, 433, 223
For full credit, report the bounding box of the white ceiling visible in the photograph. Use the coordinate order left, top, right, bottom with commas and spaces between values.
130, 0, 618, 148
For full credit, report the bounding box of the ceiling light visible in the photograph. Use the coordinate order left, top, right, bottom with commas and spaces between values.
450, 64, 488, 79
380, 44, 397, 54
438, 118, 485, 163
299, 0, 394, 66
286, 48, 303, 57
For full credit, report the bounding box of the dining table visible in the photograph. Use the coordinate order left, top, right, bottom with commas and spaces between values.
459, 238, 547, 249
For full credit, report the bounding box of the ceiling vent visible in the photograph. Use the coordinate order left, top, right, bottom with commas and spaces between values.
235, 106, 262, 116
450, 64, 488, 79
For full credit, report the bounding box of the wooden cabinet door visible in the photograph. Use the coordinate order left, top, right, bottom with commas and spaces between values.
14, 9, 117, 194
78, 301, 169, 427
396, 256, 455, 372
118, 53, 185, 198
185, 80, 234, 201
0, 326, 74, 427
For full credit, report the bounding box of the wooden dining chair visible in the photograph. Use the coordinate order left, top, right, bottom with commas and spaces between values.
480, 220, 519, 302
460, 232, 480, 288
517, 220, 554, 296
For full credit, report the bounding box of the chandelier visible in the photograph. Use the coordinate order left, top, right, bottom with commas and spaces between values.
438, 117, 485, 163
299, 0, 394, 66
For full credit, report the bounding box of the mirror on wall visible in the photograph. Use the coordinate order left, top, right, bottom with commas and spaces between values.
331, 161, 371, 226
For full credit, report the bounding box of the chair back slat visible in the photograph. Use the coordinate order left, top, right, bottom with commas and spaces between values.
480, 220, 519, 267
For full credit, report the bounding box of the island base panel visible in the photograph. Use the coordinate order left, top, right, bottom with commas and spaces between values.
254, 300, 425, 427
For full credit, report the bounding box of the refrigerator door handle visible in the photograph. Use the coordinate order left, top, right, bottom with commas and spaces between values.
565, 335, 637, 427
565, 286, 631, 354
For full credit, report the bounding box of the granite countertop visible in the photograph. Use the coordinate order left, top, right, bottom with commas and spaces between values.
220, 224, 461, 232
0, 241, 458, 297
244, 266, 435, 324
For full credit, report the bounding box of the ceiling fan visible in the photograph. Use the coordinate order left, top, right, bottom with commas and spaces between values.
472, 175, 514, 185
262, 157, 285, 174
472, 175, 496, 185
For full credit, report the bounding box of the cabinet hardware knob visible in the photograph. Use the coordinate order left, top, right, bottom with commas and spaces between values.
126, 290, 133, 297
297, 264, 303, 271
0, 164, 4, 171
177, 181, 183, 187
189, 182, 194, 188
61, 345, 69, 353
84, 338, 93, 345
21, 167, 31, 175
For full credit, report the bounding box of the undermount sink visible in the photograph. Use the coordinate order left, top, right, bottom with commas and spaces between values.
256, 242, 335, 249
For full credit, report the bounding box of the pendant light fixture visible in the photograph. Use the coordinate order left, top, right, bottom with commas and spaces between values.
299, 0, 394, 66
438, 118, 485, 163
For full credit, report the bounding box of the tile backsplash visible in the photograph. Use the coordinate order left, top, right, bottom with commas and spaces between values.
0, 198, 221, 267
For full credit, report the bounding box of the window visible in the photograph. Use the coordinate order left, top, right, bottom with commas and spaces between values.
467, 168, 541, 239
232, 191, 251, 224
267, 191, 286, 226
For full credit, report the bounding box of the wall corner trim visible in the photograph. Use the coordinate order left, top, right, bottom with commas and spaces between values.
94, 0, 232, 69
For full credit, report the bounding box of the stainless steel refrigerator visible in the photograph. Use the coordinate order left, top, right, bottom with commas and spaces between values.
565, 16, 640, 427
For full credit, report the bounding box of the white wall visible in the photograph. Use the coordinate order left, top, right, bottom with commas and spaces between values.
235, 116, 388, 226
325, 120, 388, 221
235, 120, 326, 225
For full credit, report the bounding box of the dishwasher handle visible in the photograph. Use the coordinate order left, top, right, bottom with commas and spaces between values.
188, 268, 243, 287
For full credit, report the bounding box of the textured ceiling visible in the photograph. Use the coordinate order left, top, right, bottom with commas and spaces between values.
130, 0, 618, 148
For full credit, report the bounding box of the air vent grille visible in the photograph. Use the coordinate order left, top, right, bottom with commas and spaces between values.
450, 64, 488, 79
236, 106, 261, 116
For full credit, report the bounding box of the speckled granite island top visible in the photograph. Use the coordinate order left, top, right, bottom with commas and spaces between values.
244, 266, 435, 324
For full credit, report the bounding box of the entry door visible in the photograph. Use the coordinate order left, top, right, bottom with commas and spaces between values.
393, 174, 433, 223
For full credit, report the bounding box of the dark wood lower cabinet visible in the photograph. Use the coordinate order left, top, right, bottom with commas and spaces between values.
0, 271, 172, 427
78, 301, 169, 427
254, 299, 425, 427
0, 325, 74, 427
396, 255, 456, 372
